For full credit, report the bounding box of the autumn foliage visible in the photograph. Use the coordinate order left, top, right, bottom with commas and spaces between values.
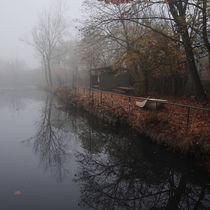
55, 87, 210, 156
87, 0, 209, 100
114, 31, 187, 95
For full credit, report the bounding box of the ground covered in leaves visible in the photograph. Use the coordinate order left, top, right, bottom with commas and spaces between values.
54, 88, 210, 159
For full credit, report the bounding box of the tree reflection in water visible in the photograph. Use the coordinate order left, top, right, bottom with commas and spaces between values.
22, 95, 210, 209
30, 95, 71, 182
75, 121, 210, 210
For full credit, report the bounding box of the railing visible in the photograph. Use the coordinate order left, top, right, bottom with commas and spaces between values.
75, 87, 210, 132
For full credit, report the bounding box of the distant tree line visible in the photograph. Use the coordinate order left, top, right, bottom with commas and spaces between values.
0, 59, 43, 88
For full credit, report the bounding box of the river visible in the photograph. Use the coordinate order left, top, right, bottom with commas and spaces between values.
0, 89, 209, 210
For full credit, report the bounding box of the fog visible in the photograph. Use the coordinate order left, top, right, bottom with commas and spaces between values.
0, 58, 44, 88
0, 0, 83, 70
0, 1, 210, 209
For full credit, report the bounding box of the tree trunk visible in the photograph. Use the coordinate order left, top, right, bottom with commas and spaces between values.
47, 58, 53, 88
202, 0, 210, 73
142, 69, 148, 95
43, 58, 49, 87
168, 0, 207, 100
181, 26, 207, 100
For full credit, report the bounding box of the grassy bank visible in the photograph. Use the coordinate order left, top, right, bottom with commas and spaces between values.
54, 87, 210, 158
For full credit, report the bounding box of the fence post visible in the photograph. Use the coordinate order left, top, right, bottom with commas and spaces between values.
100, 91, 102, 104
102, 92, 105, 121
92, 90, 94, 106
186, 107, 191, 131
128, 97, 131, 121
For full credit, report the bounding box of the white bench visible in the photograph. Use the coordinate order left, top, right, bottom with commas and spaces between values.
136, 98, 168, 110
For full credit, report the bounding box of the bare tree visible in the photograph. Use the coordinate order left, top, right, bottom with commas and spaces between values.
32, 2, 68, 88
80, 0, 187, 95
95, 0, 208, 100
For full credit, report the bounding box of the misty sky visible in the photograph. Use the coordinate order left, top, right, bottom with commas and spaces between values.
0, 0, 83, 68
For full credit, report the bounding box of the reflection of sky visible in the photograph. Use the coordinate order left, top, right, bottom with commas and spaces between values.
0, 90, 83, 210
0, 88, 45, 112
0, 89, 209, 210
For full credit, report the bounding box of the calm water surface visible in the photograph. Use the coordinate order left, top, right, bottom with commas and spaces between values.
0, 89, 210, 210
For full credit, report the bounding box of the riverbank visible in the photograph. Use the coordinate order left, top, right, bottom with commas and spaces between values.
54, 87, 210, 158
